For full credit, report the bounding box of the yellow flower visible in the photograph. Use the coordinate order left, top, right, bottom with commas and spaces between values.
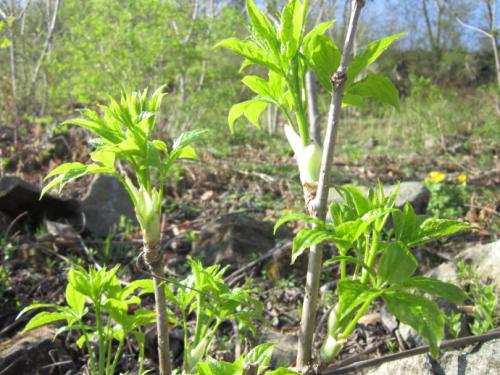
425, 171, 446, 183
457, 174, 467, 184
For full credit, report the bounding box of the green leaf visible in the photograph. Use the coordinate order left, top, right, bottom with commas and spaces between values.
337, 280, 380, 328
342, 92, 366, 107
324, 256, 376, 279
303, 21, 334, 51
410, 219, 474, 247
90, 149, 116, 168
274, 212, 324, 234
347, 73, 400, 110
247, 0, 277, 47
228, 99, 268, 133
335, 185, 371, 216
17, 303, 60, 318
168, 128, 208, 164
242, 75, 276, 99
22, 311, 69, 333
41, 162, 88, 197
398, 277, 468, 304
382, 291, 444, 357
303, 34, 340, 90
348, 33, 405, 85
65, 283, 86, 315
215, 38, 281, 74
377, 242, 418, 284
291, 228, 333, 264
64, 113, 123, 144
393, 203, 419, 244
245, 343, 274, 371
152, 139, 169, 154
197, 357, 243, 375
280, 0, 304, 59
177, 146, 199, 160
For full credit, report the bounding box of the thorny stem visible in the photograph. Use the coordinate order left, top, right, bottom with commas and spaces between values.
144, 238, 172, 375
296, 0, 365, 371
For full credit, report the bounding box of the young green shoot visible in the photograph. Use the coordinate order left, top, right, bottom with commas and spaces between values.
41, 87, 208, 375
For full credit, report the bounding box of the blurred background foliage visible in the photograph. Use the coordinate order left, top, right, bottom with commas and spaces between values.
0, 0, 498, 158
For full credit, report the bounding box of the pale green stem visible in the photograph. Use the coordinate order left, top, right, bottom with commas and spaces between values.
194, 295, 204, 345
182, 311, 189, 373
138, 337, 146, 375
341, 297, 374, 338
105, 319, 113, 372
109, 338, 125, 375
361, 231, 379, 284
290, 64, 309, 146
95, 303, 105, 375
81, 323, 97, 375
340, 252, 347, 281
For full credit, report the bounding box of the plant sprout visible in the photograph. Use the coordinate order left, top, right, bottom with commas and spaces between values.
276, 183, 473, 363
217, 0, 403, 369
216, 0, 401, 193
41, 87, 207, 375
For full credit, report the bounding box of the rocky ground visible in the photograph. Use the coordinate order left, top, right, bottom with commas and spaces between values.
0, 126, 499, 374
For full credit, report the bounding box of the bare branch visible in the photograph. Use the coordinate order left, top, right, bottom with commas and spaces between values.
31, 0, 60, 94
456, 16, 495, 39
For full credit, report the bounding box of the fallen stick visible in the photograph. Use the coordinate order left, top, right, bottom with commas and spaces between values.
322, 329, 500, 374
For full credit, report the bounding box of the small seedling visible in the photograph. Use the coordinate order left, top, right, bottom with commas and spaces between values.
19, 266, 155, 375
40, 87, 208, 375
275, 183, 473, 362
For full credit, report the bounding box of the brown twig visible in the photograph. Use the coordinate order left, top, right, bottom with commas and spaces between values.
322, 329, 500, 374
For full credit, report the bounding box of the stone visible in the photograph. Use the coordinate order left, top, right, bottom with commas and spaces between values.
0, 211, 11, 235
328, 181, 430, 214
258, 330, 297, 368
81, 175, 137, 237
0, 176, 80, 227
191, 213, 284, 269
362, 338, 500, 375
0, 326, 74, 374
457, 240, 500, 294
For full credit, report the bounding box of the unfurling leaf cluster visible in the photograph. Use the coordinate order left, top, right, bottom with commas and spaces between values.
275, 183, 473, 361
216, 0, 403, 143
41, 87, 208, 238
165, 258, 263, 374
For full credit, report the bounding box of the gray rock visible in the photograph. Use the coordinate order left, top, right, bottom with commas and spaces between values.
81, 175, 137, 237
0, 176, 80, 227
328, 181, 430, 214
457, 240, 500, 294
0, 211, 11, 235
0, 326, 74, 374
258, 330, 297, 368
398, 323, 427, 348
362, 338, 500, 375
192, 213, 277, 268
